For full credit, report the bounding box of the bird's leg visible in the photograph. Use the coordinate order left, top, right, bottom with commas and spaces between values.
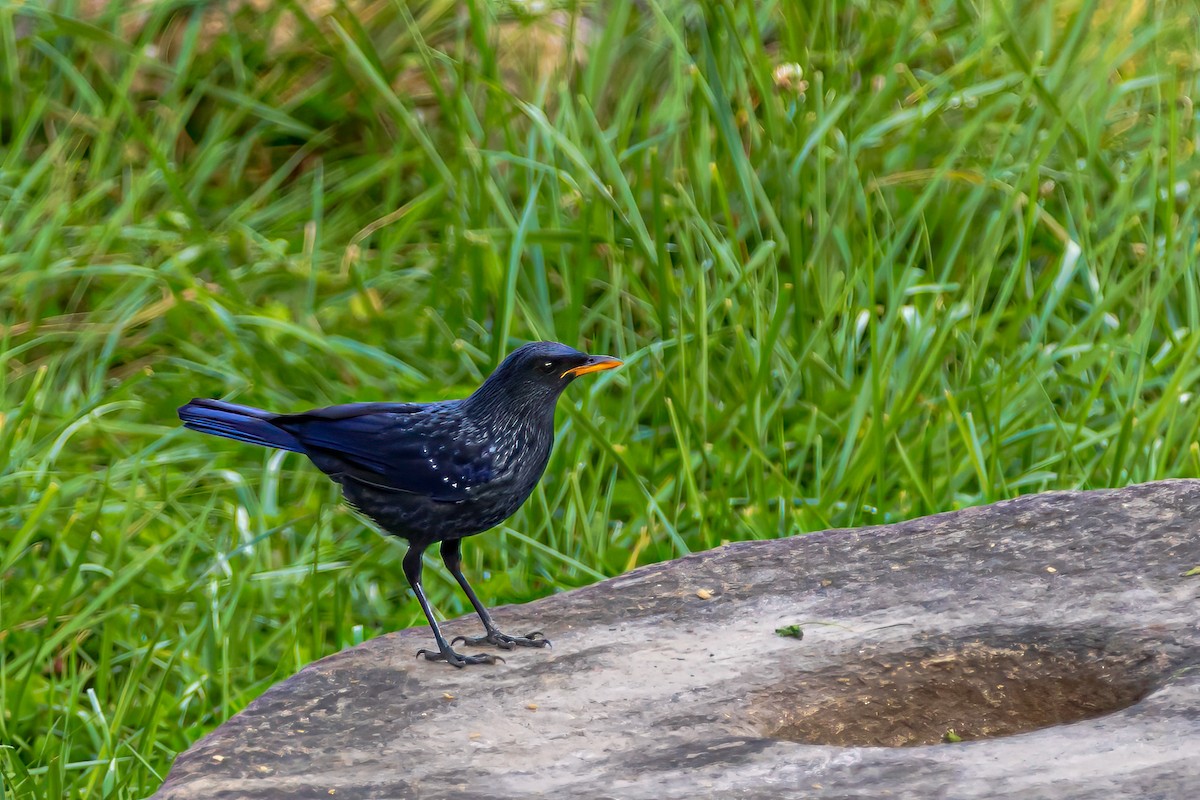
441, 539, 551, 651
404, 545, 503, 667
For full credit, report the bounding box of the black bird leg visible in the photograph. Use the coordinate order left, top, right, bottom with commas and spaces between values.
441, 539, 551, 651
405, 545, 503, 667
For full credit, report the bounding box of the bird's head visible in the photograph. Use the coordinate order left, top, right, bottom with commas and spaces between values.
501, 341, 623, 388
467, 341, 622, 412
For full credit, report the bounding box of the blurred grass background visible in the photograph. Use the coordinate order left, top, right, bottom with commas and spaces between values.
2, 0, 1199, 796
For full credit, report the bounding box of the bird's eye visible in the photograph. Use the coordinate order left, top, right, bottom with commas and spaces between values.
539, 360, 556, 373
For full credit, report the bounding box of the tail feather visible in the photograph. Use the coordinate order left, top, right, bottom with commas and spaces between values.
178, 398, 305, 454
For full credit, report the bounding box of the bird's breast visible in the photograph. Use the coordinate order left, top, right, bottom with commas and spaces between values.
345, 414, 556, 542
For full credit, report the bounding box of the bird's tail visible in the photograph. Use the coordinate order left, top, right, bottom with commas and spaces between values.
178, 398, 305, 453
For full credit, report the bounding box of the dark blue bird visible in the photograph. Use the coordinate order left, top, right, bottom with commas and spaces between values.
179, 341, 622, 667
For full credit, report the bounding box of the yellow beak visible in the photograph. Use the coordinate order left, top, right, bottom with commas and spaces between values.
561, 356, 623, 379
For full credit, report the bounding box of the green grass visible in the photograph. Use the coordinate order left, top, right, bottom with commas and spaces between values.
2, 0, 1199, 796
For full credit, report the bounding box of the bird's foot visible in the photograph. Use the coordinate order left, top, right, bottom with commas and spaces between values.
416, 647, 505, 668
452, 630, 552, 651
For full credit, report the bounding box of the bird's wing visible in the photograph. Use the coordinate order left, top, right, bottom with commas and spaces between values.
273, 402, 493, 503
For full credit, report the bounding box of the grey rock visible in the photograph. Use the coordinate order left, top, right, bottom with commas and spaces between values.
155, 480, 1200, 799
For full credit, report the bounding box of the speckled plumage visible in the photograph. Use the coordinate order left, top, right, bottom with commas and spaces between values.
178, 341, 622, 667
300, 392, 557, 547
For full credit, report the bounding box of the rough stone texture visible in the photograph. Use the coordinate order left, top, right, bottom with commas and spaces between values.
155, 481, 1200, 799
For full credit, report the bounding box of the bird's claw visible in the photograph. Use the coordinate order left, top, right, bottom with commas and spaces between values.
451, 630, 552, 650
416, 648, 505, 668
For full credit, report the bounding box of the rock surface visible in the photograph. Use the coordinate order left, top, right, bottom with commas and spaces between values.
155, 481, 1200, 799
